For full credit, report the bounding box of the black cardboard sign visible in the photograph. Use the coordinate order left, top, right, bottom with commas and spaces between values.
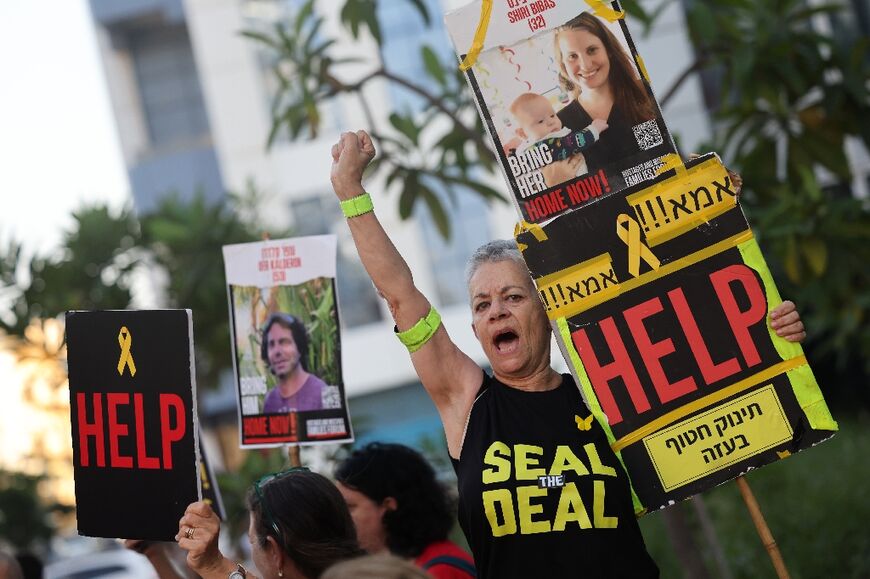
516, 155, 837, 510
66, 310, 200, 540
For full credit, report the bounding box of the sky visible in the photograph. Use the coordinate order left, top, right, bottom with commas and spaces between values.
0, 0, 128, 258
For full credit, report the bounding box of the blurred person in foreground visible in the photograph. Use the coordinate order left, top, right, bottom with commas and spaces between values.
328, 131, 807, 578
0, 552, 22, 579
335, 443, 475, 578
176, 468, 362, 579
321, 554, 432, 579
123, 540, 196, 578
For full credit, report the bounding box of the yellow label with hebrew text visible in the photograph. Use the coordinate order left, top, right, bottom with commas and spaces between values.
644, 385, 793, 491
535, 253, 618, 320
626, 158, 738, 247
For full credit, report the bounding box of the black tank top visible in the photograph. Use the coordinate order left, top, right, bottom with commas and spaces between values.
452, 373, 659, 578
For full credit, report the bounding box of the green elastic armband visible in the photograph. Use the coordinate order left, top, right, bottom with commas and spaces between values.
395, 306, 441, 353
340, 192, 374, 218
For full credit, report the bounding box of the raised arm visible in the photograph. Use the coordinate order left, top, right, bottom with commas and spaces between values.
330, 131, 482, 456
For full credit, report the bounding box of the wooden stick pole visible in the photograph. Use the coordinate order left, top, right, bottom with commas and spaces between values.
735, 476, 791, 579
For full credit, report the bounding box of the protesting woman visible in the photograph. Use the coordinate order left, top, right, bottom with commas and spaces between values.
329, 131, 806, 577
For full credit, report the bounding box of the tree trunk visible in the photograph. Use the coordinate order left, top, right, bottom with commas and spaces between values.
661, 502, 712, 579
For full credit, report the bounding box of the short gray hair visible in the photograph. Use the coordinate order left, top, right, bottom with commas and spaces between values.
464, 239, 527, 289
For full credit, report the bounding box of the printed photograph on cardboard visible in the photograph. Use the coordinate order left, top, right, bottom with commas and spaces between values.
223, 235, 352, 447
465, 9, 676, 222
229, 280, 352, 447
231, 280, 343, 416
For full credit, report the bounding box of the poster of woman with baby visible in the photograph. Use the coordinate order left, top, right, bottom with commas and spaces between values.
447, 2, 678, 223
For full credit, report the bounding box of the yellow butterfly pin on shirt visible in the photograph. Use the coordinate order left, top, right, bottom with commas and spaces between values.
575, 414, 594, 431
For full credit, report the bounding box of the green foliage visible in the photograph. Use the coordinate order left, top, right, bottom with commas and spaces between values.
0, 469, 69, 552
0, 205, 139, 336
675, 0, 870, 383
240, 0, 665, 234
243, 0, 504, 238
140, 190, 268, 387
0, 190, 274, 389
642, 414, 870, 577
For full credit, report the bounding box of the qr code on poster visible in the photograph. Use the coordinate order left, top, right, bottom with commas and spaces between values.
633, 119, 663, 150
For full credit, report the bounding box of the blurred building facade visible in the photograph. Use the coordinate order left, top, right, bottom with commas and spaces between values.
85, 0, 870, 465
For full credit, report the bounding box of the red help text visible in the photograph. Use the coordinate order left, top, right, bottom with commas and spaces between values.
572, 264, 768, 425
76, 392, 186, 469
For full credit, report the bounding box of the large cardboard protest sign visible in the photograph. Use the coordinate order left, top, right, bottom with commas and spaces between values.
515, 155, 838, 511
447, 0, 837, 514
223, 235, 353, 448
446, 0, 677, 224
66, 310, 200, 540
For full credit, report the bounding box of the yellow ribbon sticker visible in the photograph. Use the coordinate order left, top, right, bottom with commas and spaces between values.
584, 0, 626, 21
117, 326, 137, 377
459, 0, 493, 71
616, 214, 660, 277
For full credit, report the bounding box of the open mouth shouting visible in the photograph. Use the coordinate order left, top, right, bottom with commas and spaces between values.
493, 328, 520, 355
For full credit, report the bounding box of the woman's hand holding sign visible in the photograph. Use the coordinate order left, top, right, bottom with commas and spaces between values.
769, 300, 806, 342
176, 501, 237, 578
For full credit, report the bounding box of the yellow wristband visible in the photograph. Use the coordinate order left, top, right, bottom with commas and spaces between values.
395, 306, 441, 353
340, 192, 374, 218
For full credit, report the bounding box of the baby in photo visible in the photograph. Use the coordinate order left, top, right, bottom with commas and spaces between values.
509, 92, 608, 175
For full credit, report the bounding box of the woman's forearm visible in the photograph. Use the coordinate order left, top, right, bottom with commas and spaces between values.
330, 133, 430, 327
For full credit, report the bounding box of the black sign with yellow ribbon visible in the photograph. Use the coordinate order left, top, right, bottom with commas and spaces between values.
66, 309, 200, 540
517, 153, 837, 512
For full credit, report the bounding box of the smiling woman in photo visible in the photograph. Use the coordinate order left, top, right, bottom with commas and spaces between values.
543, 13, 664, 187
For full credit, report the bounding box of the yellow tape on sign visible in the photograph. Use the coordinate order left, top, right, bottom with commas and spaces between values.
514, 219, 548, 252
627, 158, 738, 248
459, 0, 493, 71
612, 355, 807, 452
634, 54, 651, 84
535, 253, 618, 316
584, 0, 626, 21
786, 364, 839, 431
655, 153, 687, 179
644, 385, 793, 491
737, 238, 837, 432
538, 229, 753, 320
